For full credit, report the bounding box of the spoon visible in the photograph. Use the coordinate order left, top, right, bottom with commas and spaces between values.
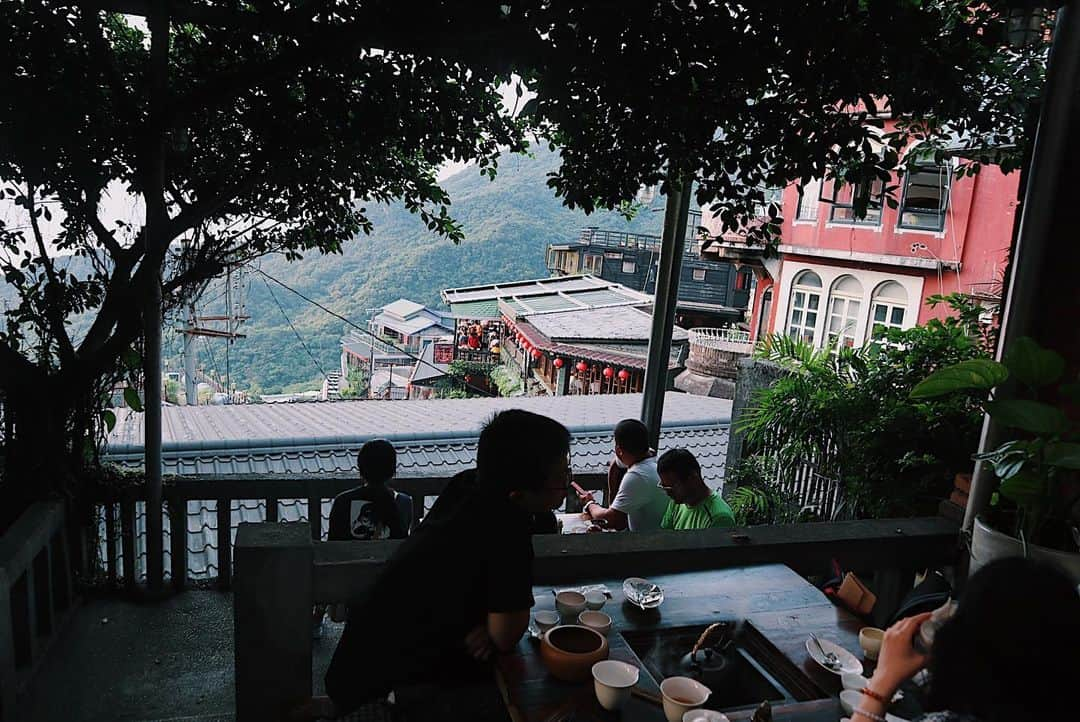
809, 632, 843, 670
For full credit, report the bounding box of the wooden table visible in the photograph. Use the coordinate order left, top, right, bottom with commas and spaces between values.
496, 564, 878, 722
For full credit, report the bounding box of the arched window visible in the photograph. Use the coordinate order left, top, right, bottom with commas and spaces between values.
787, 271, 822, 345
826, 275, 864, 350
868, 281, 909, 337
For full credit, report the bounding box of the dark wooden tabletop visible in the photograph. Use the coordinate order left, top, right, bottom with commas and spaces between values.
496, 564, 872, 722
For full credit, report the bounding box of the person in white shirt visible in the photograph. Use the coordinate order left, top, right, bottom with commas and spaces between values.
575, 419, 670, 531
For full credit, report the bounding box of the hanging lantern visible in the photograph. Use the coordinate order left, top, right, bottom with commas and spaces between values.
618, 369, 630, 381
553, 357, 564, 369
576, 361, 588, 373
464, 375, 472, 383
531, 348, 542, 360
603, 367, 614, 378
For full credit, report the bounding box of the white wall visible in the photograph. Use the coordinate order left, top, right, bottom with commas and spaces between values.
770, 260, 924, 349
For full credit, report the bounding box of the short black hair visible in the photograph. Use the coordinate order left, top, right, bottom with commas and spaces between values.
358, 439, 397, 484
613, 418, 650, 456
657, 448, 701, 479
476, 410, 571, 493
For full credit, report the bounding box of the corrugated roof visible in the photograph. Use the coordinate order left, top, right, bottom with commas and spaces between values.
448, 299, 501, 319
381, 299, 426, 319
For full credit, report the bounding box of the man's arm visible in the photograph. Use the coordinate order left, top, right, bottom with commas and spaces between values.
582, 500, 629, 530
488, 610, 530, 651
606, 459, 627, 509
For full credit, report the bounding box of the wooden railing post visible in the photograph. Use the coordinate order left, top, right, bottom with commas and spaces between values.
217, 499, 232, 590
307, 497, 322, 541
0, 569, 15, 722
120, 499, 136, 590
104, 503, 118, 587
234, 522, 312, 722
264, 497, 278, 523
168, 496, 187, 592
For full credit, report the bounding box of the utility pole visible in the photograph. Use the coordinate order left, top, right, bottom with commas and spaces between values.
641, 173, 692, 450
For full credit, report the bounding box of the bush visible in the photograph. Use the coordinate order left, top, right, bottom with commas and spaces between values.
740, 294, 993, 519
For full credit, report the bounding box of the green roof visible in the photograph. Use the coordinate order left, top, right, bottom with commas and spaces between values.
449, 299, 501, 319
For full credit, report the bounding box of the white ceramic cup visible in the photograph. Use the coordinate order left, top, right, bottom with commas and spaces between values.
660, 676, 711, 722
839, 689, 862, 715
555, 591, 587, 621
577, 610, 613, 636
683, 710, 730, 722
841, 672, 870, 691
534, 610, 559, 634
859, 627, 884, 660
591, 660, 639, 711
584, 590, 607, 610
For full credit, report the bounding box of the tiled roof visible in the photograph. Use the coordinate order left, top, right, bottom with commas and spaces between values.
381, 298, 426, 319
526, 306, 690, 343
448, 299, 501, 319
514, 322, 684, 371
102, 393, 731, 581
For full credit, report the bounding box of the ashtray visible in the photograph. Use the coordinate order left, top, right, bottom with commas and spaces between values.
622, 577, 664, 610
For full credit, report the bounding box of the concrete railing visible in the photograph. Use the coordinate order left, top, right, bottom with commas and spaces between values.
0, 502, 76, 721
685, 328, 753, 379
233, 516, 960, 721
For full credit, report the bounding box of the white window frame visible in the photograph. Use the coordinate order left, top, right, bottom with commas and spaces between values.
825, 277, 865, 351
867, 281, 909, 339
692, 268, 706, 281
622, 260, 637, 274
787, 272, 823, 345
796, 178, 821, 222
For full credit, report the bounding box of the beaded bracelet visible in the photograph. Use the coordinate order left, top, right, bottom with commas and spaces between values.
853, 709, 886, 722
859, 687, 889, 704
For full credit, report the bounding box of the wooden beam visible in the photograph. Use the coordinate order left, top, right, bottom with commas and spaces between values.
308, 517, 959, 604
217, 500, 232, 590
168, 498, 187, 592
120, 500, 136, 590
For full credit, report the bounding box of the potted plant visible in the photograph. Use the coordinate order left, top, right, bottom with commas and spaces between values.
911, 337, 1080, 581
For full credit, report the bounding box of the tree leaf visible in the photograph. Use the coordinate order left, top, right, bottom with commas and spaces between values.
123, 387, 143, 413
998, 469, 1044, 505
1004, 336, 1064, 388
910, 359, 1008, 399
101, 409, 116, 432
122, 347, 141, 371
1044, 442, 1080, 469
984, 400, 1069, 435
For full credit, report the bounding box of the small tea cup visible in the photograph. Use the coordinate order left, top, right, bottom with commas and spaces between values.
584, 590, 607, 610
660, 676, 711, 722
683, 711, 730, 722
859, 627, 884, 660
577, 610, 613, 636
534, 610, 559, 634
592, 660, 639, 711
555, 591, 587, 621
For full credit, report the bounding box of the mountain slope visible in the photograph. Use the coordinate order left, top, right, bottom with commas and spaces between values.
176, 147, 666, 394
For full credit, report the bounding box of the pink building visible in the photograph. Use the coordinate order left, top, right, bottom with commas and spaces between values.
704, 135, 1020, 349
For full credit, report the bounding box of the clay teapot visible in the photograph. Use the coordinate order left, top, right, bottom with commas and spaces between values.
540, 625, 610, 682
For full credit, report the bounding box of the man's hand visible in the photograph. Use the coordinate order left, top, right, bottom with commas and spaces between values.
576, 488, 595, 505
464, 624, 496, 661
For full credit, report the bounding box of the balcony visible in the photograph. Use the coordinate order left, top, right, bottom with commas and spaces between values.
685, 328, 753, 379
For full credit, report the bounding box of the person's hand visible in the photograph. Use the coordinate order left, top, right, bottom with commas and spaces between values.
464, 624, 496, 661
586, 523, 604, 533
869, 612, 933, 697
577, 489, 595, 505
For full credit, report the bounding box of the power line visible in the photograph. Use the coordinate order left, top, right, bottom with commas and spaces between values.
251, 267, 496, 398
259, 274, 329, 383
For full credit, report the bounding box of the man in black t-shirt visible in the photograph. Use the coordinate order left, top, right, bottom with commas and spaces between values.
293, 410, 572, 720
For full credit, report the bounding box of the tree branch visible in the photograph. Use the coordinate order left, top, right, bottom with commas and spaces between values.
26, 187, 76, 364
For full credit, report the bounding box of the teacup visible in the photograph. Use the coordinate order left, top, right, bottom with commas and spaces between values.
591, 660, 639, 711
534, 610, 559, 634
683, 711, 730, 722
660, 676, 711, 722
585, 590, 607, 610
555, 591, 587, 621
859, 627, 885, 660
577, 610, 613, 636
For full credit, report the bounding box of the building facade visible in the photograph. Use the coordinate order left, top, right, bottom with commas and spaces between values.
703, 137, 1019, 349
547, 222, 754, 328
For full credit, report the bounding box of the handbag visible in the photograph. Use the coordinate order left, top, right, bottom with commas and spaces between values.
836, 572, 877, 616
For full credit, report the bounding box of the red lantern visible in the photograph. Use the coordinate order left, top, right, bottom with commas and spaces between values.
603, 367, 614, 378
553, 357, 564, 369
531, 348, 542, 360
576, 361, 588, 373
464, 375, 472, 383
618, 369, 630, 381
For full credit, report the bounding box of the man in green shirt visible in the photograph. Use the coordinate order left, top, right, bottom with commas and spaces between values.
657, 449, 735, 530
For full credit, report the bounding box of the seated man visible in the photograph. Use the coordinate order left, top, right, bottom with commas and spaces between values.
295, 410, 572, 720
575, 418, 669, 531
328, 439, 409, 542
657, 449, 735, 530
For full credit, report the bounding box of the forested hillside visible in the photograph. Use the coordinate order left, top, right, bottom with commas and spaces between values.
173, 147, 667, 394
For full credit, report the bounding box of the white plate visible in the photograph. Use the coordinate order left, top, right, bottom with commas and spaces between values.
622, 577, 664, 609
805, 637, 863, 675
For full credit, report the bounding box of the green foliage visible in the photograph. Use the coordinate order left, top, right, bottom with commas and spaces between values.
914, 337, 1080, 548
489, 364, 524, 398
742, 294, 993, 519
339, 366, 368, 399
725, 456, 808, 526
